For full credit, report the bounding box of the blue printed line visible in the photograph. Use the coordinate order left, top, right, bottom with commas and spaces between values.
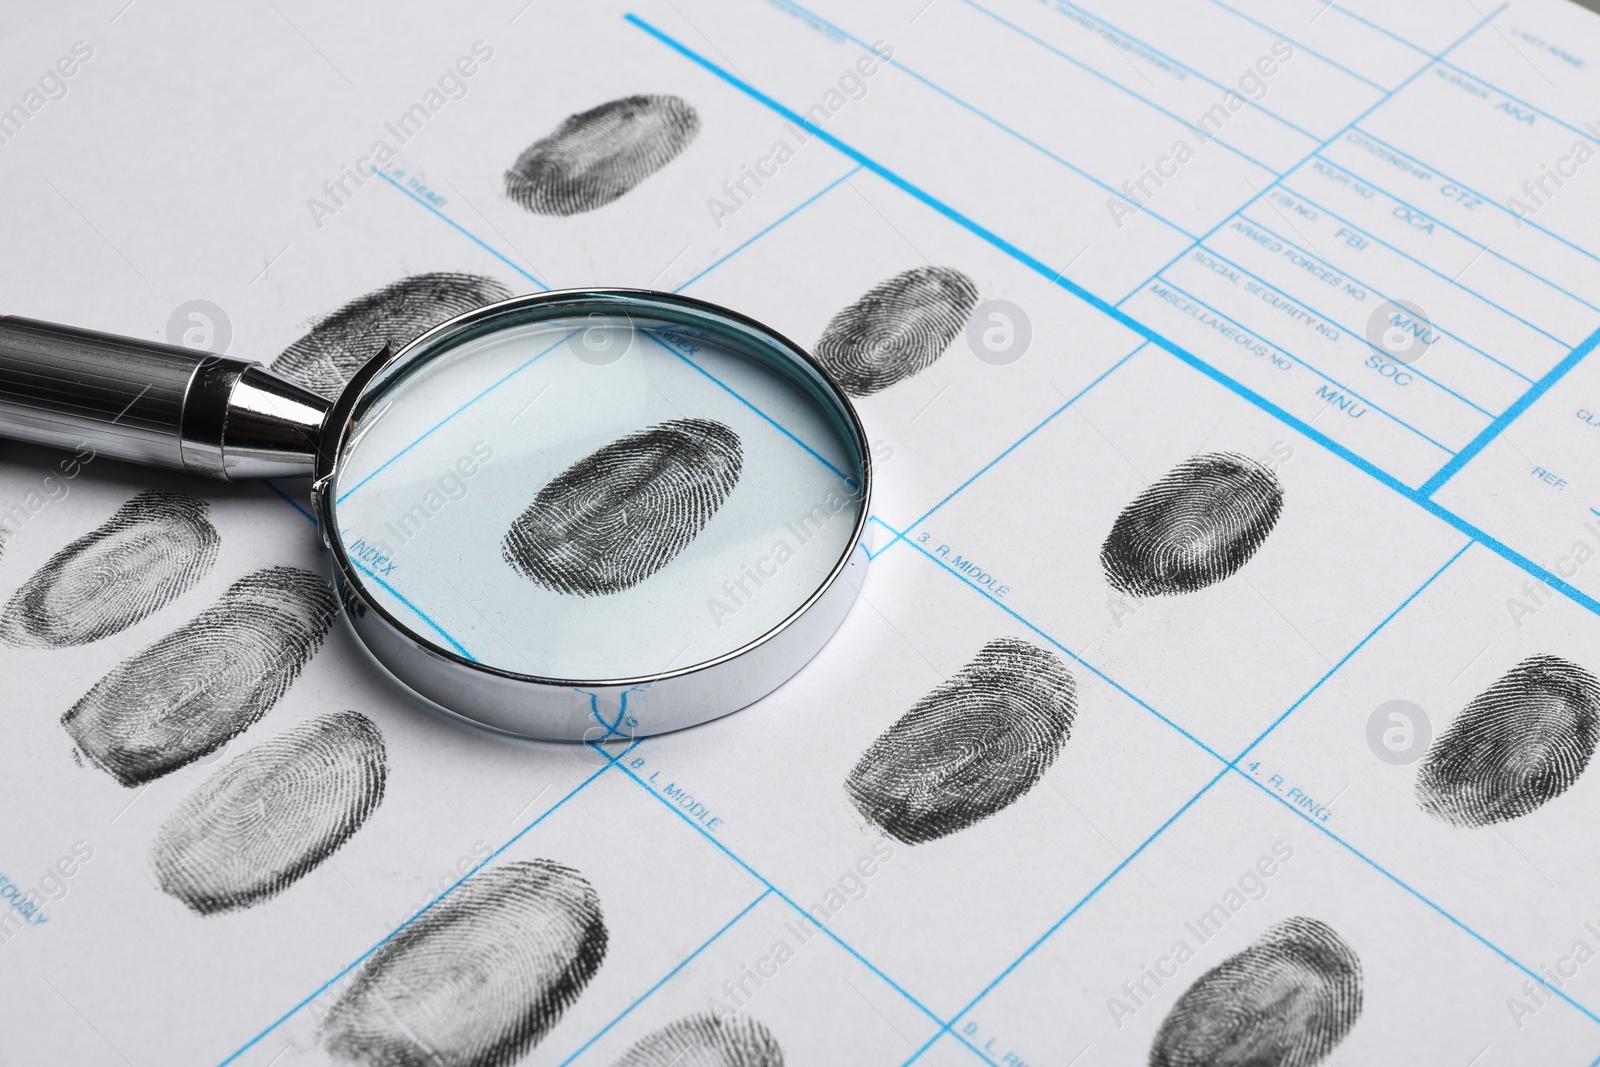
1116, 7, 1501, 309
1348, 127, 1600, 267
900, 540, 1479, 1063
613, 760, 951, 1030
866, 539, 1460, 1063
904, 536, 1229, 764
348, 556, 476, 660
1434, 55, 1600, 153
262, 33, 1587, 1062
357, 169, 862, 504
954, 0, 1286, 173
216, 748, 638, 1066
575, 688, 646, 740
556, 888, 774, 1066
1421, 323, 1600, 496
1296, 151, 1600, 317
1151, 276, 1459, 456
1133, 276, 1600, 618
627, 10, 1237, 355
1232, 209, 1535, 383
674, 165, 861, 293
774, 0, 1199, 238
899, 761, 1237, 1065
1052, 0, 1323, 141
626, 9, 1600, 634
225, 16, 1600, 1067
1148, 291, 1600, 617
234, 23, 1543, 1065
1232, 541, 1470, 759
1188, 241, 1497, 418
865, 514, 905, 560
582, 691, 623, 737
1138, 276, 1600, 615
1322, 1, 1431, 56
894, 341, 1147, 546
261, 479, 475, 664
373, 168, 549, 290
1416, 497, 1600, 614
261, 479, 315, 525
1281, 172, 1580, 348
335, 332, 572, 503
203, 20, 1561, 1062
1206, 0, 1392, 91
639, 330, 856, 486
904, 546, 1467, 1062
628, 7, 1103, 290
1231, 764, 1600, 1028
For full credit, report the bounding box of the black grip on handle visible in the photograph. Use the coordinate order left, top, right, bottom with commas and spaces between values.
0, 315, 205, 468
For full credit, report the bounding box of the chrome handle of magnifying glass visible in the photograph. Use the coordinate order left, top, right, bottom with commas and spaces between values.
0, 315, 332, 480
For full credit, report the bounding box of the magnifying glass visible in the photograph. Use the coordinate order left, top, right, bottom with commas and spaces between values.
0, 291, 871, 741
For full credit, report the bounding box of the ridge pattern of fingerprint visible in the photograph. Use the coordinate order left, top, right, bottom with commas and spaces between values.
1151, 916, 1363, 1067
322, 859, 607, 1066
150, 710, 387, 915
62, 565, 337, 786
503, 418, 742, 596
846, 637, 1077, 844
271, 273, 513, 398
612, 1011, 783, 1066
1416, 654, 1600, 827
815, 266, 979, 396
0, 490, 218, 648
1101, 452, 1284, 597
505, 94, 701, 216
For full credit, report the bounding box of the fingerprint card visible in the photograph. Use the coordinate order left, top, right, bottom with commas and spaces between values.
6, 0, 1600, 1064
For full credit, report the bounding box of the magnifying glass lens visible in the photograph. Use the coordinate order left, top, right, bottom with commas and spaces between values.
330, 308, 865, 684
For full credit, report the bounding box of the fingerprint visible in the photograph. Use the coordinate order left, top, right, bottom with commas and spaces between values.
149, 711, 385, 915
321, 859, 607, 1065
814, 266, 980, 396
503, 418, 742, 597
1151, 916, 1362, 1067
1414, 655, 1600, 827
505, 94, 700, 216
62, 566, 336, 787
845, 637, 1076, 844
612, 1012, 783, 1067
271, 273, 513, 398
0, 491, 218, 648
1100, 452, 1283, 598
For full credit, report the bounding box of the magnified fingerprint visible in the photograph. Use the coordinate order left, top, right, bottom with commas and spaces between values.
271, 273, 513, 397
1151, 916, 1362, 1067
814, 266, 979, 397
1101, 452, 1283, 597
1415, 654, 1600, 827
505, 94, 700, 216
503, 418, 742, 597
612, 1012, 783, 1067
845, 637, 1076, 844
321, 859, 607, 1065
150, 711, 385, 915
62, 566, 336, 787
0, 491, 218, 648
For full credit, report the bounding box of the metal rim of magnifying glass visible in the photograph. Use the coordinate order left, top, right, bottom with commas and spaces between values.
308, 288, 873, 744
